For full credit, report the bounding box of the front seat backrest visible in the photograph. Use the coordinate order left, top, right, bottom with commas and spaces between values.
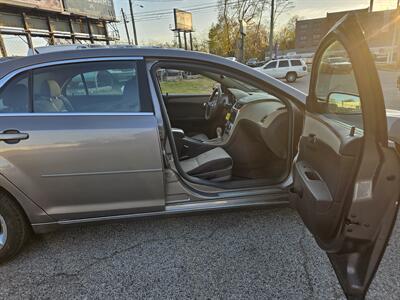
38, 80, 73, 112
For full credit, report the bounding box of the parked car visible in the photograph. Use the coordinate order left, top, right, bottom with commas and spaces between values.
225, 56, 237, 62
320, 56, 353, 74
247, 58, 266, 68
255, 58, 308, 82
246, 57, 263, 67
0, 15, 399, 300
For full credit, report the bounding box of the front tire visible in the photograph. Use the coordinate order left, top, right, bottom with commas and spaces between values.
0, 192, 30, 263
286, 72, 297, 83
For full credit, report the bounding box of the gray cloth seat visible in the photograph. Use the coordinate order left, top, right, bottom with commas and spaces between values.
190, 133, 209, 142
36, 80, 74, 112
180, 147, 232, 182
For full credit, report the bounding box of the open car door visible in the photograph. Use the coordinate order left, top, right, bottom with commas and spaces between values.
292, 14, 400, 299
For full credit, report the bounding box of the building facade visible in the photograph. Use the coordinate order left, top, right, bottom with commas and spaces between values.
295, 8, 400, 63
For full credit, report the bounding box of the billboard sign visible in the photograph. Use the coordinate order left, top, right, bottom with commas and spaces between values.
0, 0, 63, 12
63, 0, 116, 21
174, 9, 193, 32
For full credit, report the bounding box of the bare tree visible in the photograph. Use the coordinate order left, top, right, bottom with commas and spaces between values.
211, 0, 294, 59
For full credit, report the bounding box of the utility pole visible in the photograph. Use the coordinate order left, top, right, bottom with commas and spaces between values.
396, 1, 400, 67
269, 0, 275, 59
121, 8, 131, 45
128, 0, 138, 45
369, 0, 374, 12
389, 2, 400, 64
239, 20, 246, 63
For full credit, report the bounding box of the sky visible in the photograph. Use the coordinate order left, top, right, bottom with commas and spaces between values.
3, 0, 399, 55
115, 0, 399, 44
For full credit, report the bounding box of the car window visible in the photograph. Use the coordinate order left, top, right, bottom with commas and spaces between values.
0, 73, 29, 113
32, 61, 148, 113
290, 60, 302, 66
65, 74, 86, 96
315, 40, 363, 130
278, 60, 289, 68
264, 61, 277, 69
158, 69, 216, 95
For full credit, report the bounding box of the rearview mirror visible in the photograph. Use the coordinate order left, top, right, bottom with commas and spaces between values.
327, 92, 361, 114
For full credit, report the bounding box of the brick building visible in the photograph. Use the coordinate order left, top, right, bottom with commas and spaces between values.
295, 8, 400, 63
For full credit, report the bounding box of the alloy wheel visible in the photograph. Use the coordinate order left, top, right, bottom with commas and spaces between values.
0, 214, 7, 250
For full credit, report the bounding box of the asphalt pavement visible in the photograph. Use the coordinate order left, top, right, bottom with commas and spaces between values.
288, 70, 400, 110
0, 207, 399, 299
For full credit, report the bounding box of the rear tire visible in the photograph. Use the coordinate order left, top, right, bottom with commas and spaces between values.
0, 192, 30, 264
286, 72, 297, 83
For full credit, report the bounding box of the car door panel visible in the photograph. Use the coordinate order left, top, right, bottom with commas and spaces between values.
291, 14, 400, 299
293, 113, 362, 239
165, 94, 207, 121
164, 94, 210, 134
0, 114, 164, 220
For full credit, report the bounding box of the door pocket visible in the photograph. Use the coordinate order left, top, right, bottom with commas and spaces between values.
293, 161, 334, 237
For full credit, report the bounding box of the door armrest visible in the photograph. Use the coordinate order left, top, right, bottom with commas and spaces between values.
171, 128, 185, 139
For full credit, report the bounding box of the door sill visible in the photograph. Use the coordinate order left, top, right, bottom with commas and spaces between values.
31, 193, 289, 234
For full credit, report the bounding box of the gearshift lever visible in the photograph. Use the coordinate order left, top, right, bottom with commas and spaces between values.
216, 127, 222, 139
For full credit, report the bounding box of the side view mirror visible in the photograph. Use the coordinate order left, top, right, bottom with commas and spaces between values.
327, 92, 361, 114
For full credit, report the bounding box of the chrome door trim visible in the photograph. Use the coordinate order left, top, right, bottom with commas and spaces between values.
0, 56, 144, 89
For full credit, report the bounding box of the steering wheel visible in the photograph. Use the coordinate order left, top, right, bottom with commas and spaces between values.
204, 85, 224, 120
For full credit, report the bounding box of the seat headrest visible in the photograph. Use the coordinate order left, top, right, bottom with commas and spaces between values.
41, 80, 61, 97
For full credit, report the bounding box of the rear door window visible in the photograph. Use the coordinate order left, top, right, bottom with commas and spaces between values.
32, 61, 150, 113
278, 60, 289, 68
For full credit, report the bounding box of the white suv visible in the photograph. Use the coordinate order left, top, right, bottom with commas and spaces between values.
255, 58, 308, 83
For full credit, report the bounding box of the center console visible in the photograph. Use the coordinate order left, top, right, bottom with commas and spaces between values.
223, 101, 242, 137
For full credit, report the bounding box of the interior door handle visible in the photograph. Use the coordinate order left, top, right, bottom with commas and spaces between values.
0, 130, 29, 143
308, 133, 317, 143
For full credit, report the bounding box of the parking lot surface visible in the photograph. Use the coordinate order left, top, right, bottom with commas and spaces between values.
1, 207, 399, 299
288, 70, 400, 110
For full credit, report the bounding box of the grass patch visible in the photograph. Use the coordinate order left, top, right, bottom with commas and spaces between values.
159, 77, 215, 94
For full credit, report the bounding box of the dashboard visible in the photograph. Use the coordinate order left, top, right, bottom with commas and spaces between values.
222, 90, 286, 139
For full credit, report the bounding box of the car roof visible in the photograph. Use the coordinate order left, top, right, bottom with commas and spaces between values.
0, 47, 248, 78
0, 47, 306, 103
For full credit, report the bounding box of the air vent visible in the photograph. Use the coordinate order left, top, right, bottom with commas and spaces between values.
234, 102, 244, 110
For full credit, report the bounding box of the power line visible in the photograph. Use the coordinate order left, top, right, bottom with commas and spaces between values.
133, 1, 240, 22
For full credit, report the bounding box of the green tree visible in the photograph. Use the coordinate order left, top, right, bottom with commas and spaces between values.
208, 0, 294, 60
275, 16, 299, 51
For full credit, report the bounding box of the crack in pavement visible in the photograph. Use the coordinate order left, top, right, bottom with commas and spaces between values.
13, 225, 222, 294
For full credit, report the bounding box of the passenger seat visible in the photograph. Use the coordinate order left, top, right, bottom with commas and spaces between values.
180, 147, 233, 182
